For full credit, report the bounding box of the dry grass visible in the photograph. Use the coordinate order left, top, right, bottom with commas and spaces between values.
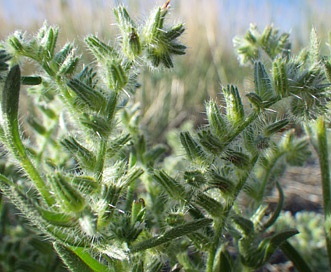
2, 0, 331, 140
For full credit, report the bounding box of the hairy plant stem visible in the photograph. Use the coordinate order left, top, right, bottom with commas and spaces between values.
206, 218, 222, 272
257, 151, 285, 204
3, 116, 55, 207
316, 116, 331, 267
95, 138, 108, 183
35, 120, 59, 167
225, 111, 258, 147
206, 155, 259, 272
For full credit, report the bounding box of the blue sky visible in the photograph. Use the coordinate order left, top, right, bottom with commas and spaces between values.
1, 0, 330, 43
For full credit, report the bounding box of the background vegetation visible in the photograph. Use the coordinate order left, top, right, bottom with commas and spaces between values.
2, 0, 331, 141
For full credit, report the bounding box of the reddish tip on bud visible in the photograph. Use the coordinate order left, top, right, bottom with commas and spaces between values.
162, 0, 171, 11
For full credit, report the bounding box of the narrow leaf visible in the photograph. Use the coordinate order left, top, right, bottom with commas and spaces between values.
223, 85, 245, 125
206, 100, 227, 139
153, 170, 186, 200
70, 246, 111, 271
232, 215, 254, 236
130, 218, 212, 252
61, 137, 97, 171
254, 62, 274, 101
85, 35, 117, 64
21, 76, 42, 85
280, 241, 314, 272
180, 131, 207, 163
213, 248, 233, 272
54, 243, 96, 272
2, 65, 21, 130
68, 78, 107, 112
193, 192, 223, 217
263, 119, 289, 137
273, 57, 289, 97
38, 208, 78, 227
262, 181, 284, 230
261, 229, 299, 263
50, 173, 86, 213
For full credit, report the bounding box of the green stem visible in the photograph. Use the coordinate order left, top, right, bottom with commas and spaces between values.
316, 116, 331, 267
95, 138, 107, 183
35, 121, 59, 166
206, 219, 222, 272
226, 112, 258, 146
257, 151, 285, 204
5, 121, 55, 206
125, 182, 136, 211
206, 155, 259, 272
1, 66, 55, 207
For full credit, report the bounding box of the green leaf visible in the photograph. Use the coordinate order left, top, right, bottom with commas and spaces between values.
68, 78, 107, 112
262, 181, 284, 230
223, 85, 245, 126
280, 241, 314, 272
233, 24, 259, 65
85, 35, 118, 65
130, 218, 212, 252
71, 176, 99, 194
153, 170, 186, 200
80, 113, 112, 138
184, 170, 207, 188
213, 248, 233, 272
143, 144, 167, 165
232, 215, 254, 236
262, 229, 299, 263
143, 4, 185, 68
206, 170, 234, 193
27, 116, 47, 135
49, 173, 86, 213
118, 167, 144, 188
146, 259, 164, 272
1, 67, 51, 205
254, 61, 275, 101
272, 57, 289, 97
44, 25, 58, 60
38, 207, 78, 227
282, 131, 311, 166
222, 149, 250, 169
113, 6, 141, 59
54, 243, 106, 272
106, 60, 128, 90
2, 65, 21, 133
131, 198, 145, 225
113, 6, 135, 32
61, 137, 97, 171
21, 75, 42, 85
205, 100, 228, 139
52, 43, 79, 76
70, 246, 111, 271
246, 92, 264, 110
144, 7, 163, 42
0, 50, 11, 72
128, 28, 142, 57
193, 192, 223, 217
309, 28, 320, 63
7, 35, 24, 53
166, 23, 185, 40
107, 134, 131, 158
180, 131, 207, 164
198, 130, 224, 155
96, 243, 128, 261
263, 119, 289, 137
